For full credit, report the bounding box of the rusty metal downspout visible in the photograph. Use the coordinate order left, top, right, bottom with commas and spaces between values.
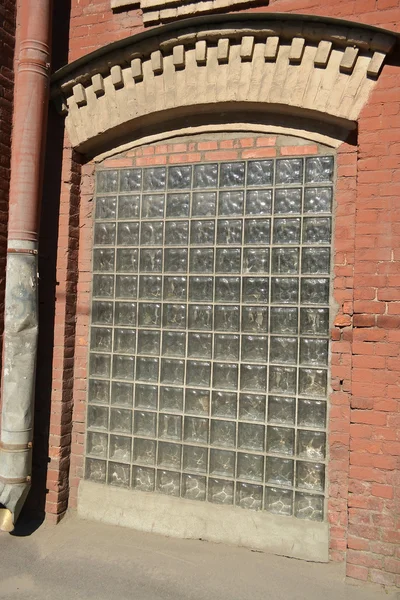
0, 0, 52, 532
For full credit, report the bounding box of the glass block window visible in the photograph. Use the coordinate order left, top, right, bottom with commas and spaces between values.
86, 154, 334, 522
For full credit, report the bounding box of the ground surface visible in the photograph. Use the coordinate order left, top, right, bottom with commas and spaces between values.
0, 514, 398, 600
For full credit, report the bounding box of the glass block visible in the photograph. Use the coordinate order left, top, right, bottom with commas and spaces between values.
135, 384, 158, 410
139, 275, 162, 300
239, 394, 265, 422
190, 248, 214, 273
267, 426, 294, 456
168, 165, 192, 189
136, 357, 159, 382
89, 379, 110, 404
134, 410, 156, 437
238, 423, 265, 452
210, 449, 235, 477
274, 188, 302, 214
96, 196, 117, 219
163, 276, 186, 301
92, 301, 113, 325
299, 369, 327, 397
268, 396, 295, 425
166, 193, 190, 217
265, 487, 293, 516
188, 305, 212, 331
294, 492, 324, 521
300, 308, 329, 335
140, 221, 163, 246
296, 461, 325, 492
216, 248, 241, 273
160, 386, 183, 412
158, 415, 182, 441
304, 187, 332, 213
220, 161, 245, 187
86, 458, 106, 483
113, 354, 135, 379
91, 327, 112, 352
271, 277, 298, 304
133, 438, 156, 465
218, 191, 244, 215
94, 223, 116, 246
213, 362, 238, 390
93, 248, 115, 272
138, 303, 160, 328
193, 164, 218, 189
117, 222, 139, 246
93, 274, 114, 298
298, 430, 326, 461
244, 219, 270, 245
116, 275, 137, 298
184, 417, 209, 444
110, 408, 132, 434
237, 452, 264, 482
265, 456, 293, 486
210, 420, 236, 447
305, 156, 333, 183
242, 306, 268, 333
298, 399, 326, 429
162, 331, 186, 357
114, 329, 136, 354
243, 248, 269, 273
247, 160, 273, 186
183, 445, 208, 473
270, 307, 298, 334
164, 249, 187, 273
87, 431, 108, 458
271, 248, 299, 274
273, 218, 301, 245
186, 360, 211, 387
161, 359, 184, 385
215, 305, 239, 332
185, 389, 209, 416
215, 277, 240, 303
141, 194, 164, 219
118, 195, 140, 219
89, 353, 111, 378
214, 334, 239, 361
111, 381, 133, 407
143, 167, 166, 192
192, 192, 216, 216
269, 337, 298, 364
303, 218, 331, 244
217, 219, 242, 245
137, 330, 160, 355
157, 470, 180, 496
117, 248, 138, 272
132, 466, 155, 492
269, 366, 296, 394
300, 338, 328, 366
240, 364, 266, 392
97, 170, 118, 193
165, 221, 189, 246
109, 435, 131, 462
212, 391, 237, 418
87, 397, 108, 425
243, 277, 269, 303
241, 335, 267, 363
237, 482, 263, 510
246, 189, 272, 215
188, 333, 212, 358
162, 304, 186, 329
190, 220, 215, 246
302, 248, 330, 274
182, 474, 206, 501
276, 158, 303, 184
189, 276, 213, 301
120, 168, 142, 192
209, 478, 234, 505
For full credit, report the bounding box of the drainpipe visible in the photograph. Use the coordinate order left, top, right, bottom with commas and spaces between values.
0, 0, 52, 532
